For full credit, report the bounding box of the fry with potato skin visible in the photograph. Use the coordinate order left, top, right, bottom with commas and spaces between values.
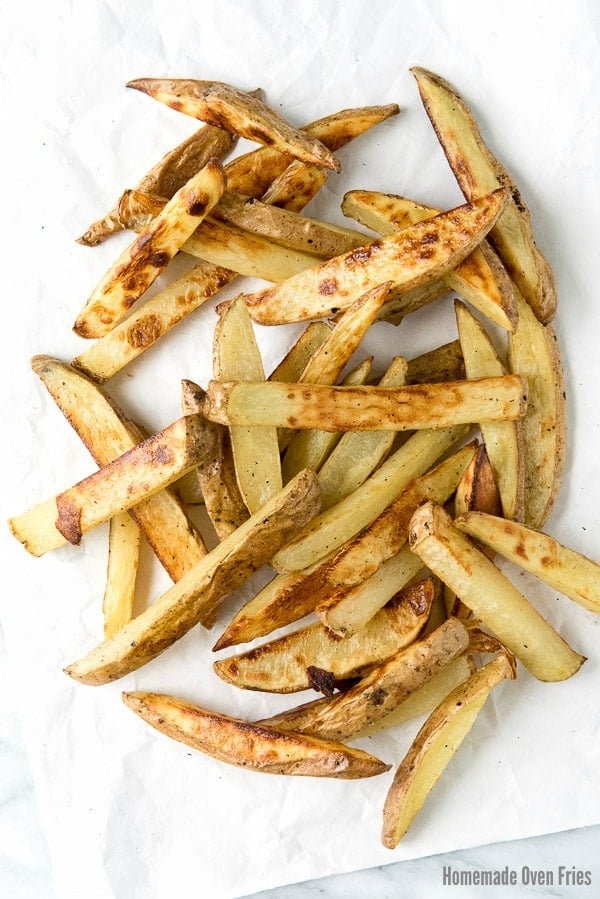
257, 618, 469, 741
74, 158, 226, 338
408, 502, 585, 681
239, 189, 509, 324
64, 469, 321, 686
122, 692, 389, 779
381, 653, 515, 847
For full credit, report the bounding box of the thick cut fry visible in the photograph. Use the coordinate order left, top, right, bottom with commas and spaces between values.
268, 322, 331, 383
405, 340, 464, 385
204, 376, 528, 432
213, 296, 282, 513
65, 470, 321, 685
128, 78, 341, 172
408, 502, 585, 681
30, 357, 207, 581
123, 693, 389, 779
376, 280, 451, 327
381, 653, 514, 847
342, 189, 517, 331
411, 67, 556, 323
77, 122, 238, 246
273, 425, 469, 573
74, 159, 226, 338
257, 618, 469, 741
10, 414, 211, 555
508, 289, 566, 528
239, 190, 509, 324
214, 580, 435, 693
260, 159, 328, 211
180, 380, 249, 539
103, 513, 140, 638
455, 512, 600, 616
455, 300, 524, 520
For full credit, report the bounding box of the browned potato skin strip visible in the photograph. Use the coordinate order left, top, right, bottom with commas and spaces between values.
406, 341, 464, 384
30, 356, 207, 581
256, 618, 469, 741
122, 692, 390, 779
411, 67, 556, 324
77, 123, 238, 246
127, 78, 341, 172
213, 580, 435, 693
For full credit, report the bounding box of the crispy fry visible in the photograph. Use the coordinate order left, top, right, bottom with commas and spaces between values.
381, 653, 515, 847
64, 470, 321, 685
103, 512, 140, 638
257, 618, 469, 740
74, 159, 226, 338
238, 189, 508, 324
122, 692, 389, 779
408, 502, 585, 681
411, 67, 556, 323
455, 512, 600, 616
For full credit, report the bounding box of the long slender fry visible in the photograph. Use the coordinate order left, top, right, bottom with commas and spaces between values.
103, 512, 140, 638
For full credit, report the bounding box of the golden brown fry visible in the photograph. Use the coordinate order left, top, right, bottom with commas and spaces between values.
455, 512, 600, 616
405, 340, 465, 385
30, 357, 207, 581
122, 692, 389, 779
127, 78, 341, 172
204, 376, 528, 432
103, 512, 140, 638
238, 190, 508, 324
381, 653, 514, 847
408, 502, 585, 681
64, 469, 321, 685
257, 618, 469, 740
214, 579, 435, 693
411, 67, 556, 323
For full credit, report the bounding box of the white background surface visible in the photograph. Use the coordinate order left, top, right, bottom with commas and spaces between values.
1, 1, 600, 897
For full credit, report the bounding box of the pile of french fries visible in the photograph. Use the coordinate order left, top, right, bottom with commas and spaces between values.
9, 69, 600, 849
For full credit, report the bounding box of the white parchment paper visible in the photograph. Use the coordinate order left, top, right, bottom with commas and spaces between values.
1, 1, 600, 897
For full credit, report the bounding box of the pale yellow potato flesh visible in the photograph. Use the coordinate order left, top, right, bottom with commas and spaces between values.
103, 512, 140, 638
268, 322, 331, 383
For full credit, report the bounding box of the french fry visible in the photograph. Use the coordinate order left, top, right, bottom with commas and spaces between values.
257, 617, 469, 740
30, 356, 207, 581
408, 502, 585, 681
405, 340, 464, 385
213, 296, 282, 514
411, 67, 556, 324
381, 653, 515, 847
77, 120, 238, 246
508, 288, 566, 528
260, 158, 328, 210
127, 78, 342, 172
73, 159, 226, 338
268, 322, 331, 382
103, 512, 140, 638
238, 189, 509, 324
214, 579, 435, 693
455, 512, 600, 616
10, 414, 212, 554
342, 189, 517, 331
204, 375, 528, 432
64, 469, 321, 685
122, 692, 389, 779
455, 300, 524, 520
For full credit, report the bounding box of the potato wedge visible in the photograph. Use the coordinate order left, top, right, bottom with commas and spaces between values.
65, 469, 320, 685
260, 158, 328, 211
405, 340, 464, 385
214, 579, 435, 693
77, 121, 238, 246
10, 414, 211, 554
204, 375, 527, 432
381, 653, 514, 847
239, 189, 508, 324
411, 67, 556, 323
508, 289, 566, 528
257, 618, 469, 741
342, 189, 517, 331
73, 159, 226, 338
213, 296, 282, 513
122, 692, 389, 779
268, 322, 331, 383
103, 512, 140, 638
127, 78, 341, 172
455, 300, 524, 520
30, 356, 207, 581
408, 502, 585, 681
455, 512, 600, 616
